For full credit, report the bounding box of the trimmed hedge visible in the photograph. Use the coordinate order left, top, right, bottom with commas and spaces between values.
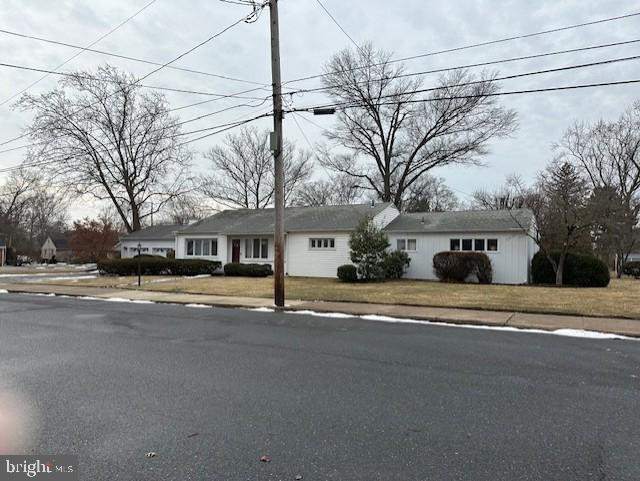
223, 263, 273, 277
623, 261, 640, 278
97, 258, 221, 276
382, 250, 411, 279
337, 264, 358, 282
432, 251, 493, 284
531, 251, 610, 287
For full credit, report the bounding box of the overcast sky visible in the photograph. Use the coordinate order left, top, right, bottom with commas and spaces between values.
0, 0, 639, 219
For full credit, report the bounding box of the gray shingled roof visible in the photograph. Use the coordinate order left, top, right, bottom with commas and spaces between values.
383, 209, 535, 233
120, 224, 182, 241
178, 203, 392, 235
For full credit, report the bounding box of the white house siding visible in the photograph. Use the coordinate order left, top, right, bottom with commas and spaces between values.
373, 204, 400, 228
286, 232, 352, 277
121, 239, 177, 258
387, 231, 534, 284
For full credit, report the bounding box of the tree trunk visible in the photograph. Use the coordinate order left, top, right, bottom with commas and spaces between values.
130, 205, 141, 232
555, 252, 566, 286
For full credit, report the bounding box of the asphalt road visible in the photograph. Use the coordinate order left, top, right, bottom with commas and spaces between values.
0, 293, 639, 481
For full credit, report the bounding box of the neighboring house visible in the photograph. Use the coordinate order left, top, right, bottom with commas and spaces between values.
119, 224, 181, 258
0, 236, 6, 267
41, 236, 73, 262
384, 209, 537, 284
174, 203, 537, 284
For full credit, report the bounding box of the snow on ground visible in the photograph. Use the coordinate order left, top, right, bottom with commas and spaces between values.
0, 290, 634, 341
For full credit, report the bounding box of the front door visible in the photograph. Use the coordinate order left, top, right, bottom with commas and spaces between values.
232, 239, 241, 263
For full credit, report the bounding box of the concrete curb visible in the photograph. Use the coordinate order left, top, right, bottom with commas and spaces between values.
2, 283, 639, 338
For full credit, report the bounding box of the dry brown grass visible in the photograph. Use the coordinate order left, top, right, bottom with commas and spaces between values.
51, 275, 640, 319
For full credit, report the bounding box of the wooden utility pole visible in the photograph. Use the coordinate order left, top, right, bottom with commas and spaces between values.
269, 0, 285, 307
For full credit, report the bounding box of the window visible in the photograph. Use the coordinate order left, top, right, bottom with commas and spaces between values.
474, 239, 485, 251
245, 238, 269, 258
397, 239, 417, 251
462, 239, 473, 251
450, 239, 460, 251
309, 238, 336, 250
487, 238, 498, 251
186, 239, 218, 257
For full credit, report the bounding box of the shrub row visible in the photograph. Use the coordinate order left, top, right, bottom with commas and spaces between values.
531, 251, 610, 287
97, 257, 221, 276
223, 263, 273, 277
432, 251, 493, 284
623, 261, 640, 278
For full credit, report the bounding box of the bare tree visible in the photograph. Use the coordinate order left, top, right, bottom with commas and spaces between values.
559, 102, 640, 274
17, 65, 193, 233
319, 44, 517, 208
160, 193, 213, 225
200, 126, 313, 209
401, 174, 459, 212
0, 169, 68, 254
291, 171, 364, 206
471, 174, 532, 210
0, 169, 39, 246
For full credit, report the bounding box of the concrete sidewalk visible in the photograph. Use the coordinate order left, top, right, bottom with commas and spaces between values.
2, 282, 639, 338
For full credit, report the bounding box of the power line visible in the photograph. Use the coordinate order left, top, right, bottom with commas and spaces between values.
289, 78, 640, 113
0, 27, 268, 87
289, 38, 640, 96
0, 111, 272, 174
0, 62, 269, 100
0, 96, 271, 156
281, 11, 640, 86
314, 0, 361, 52
290, 54, 640, 111
0, 5, 267, 149
0, 0, 160, 106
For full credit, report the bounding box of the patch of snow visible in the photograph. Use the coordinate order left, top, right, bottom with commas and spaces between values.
103, 297, 155, 304
288, 310, 356, 319
0, 289, 8, 294
31, 275, 97, 282
285, 311, 637, 341
185, 303, 212, 309
246, 307, 275, 313
551, 328, 629, 340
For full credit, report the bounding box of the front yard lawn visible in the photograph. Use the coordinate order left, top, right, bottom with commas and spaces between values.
48, 275, 640, 319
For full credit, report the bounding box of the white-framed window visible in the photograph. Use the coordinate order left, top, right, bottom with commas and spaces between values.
245, 238, 269, 259
186, 239, 218, 257
450, 238, 499, 253
396, 238, 417, 252
309, 238, 335, 250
